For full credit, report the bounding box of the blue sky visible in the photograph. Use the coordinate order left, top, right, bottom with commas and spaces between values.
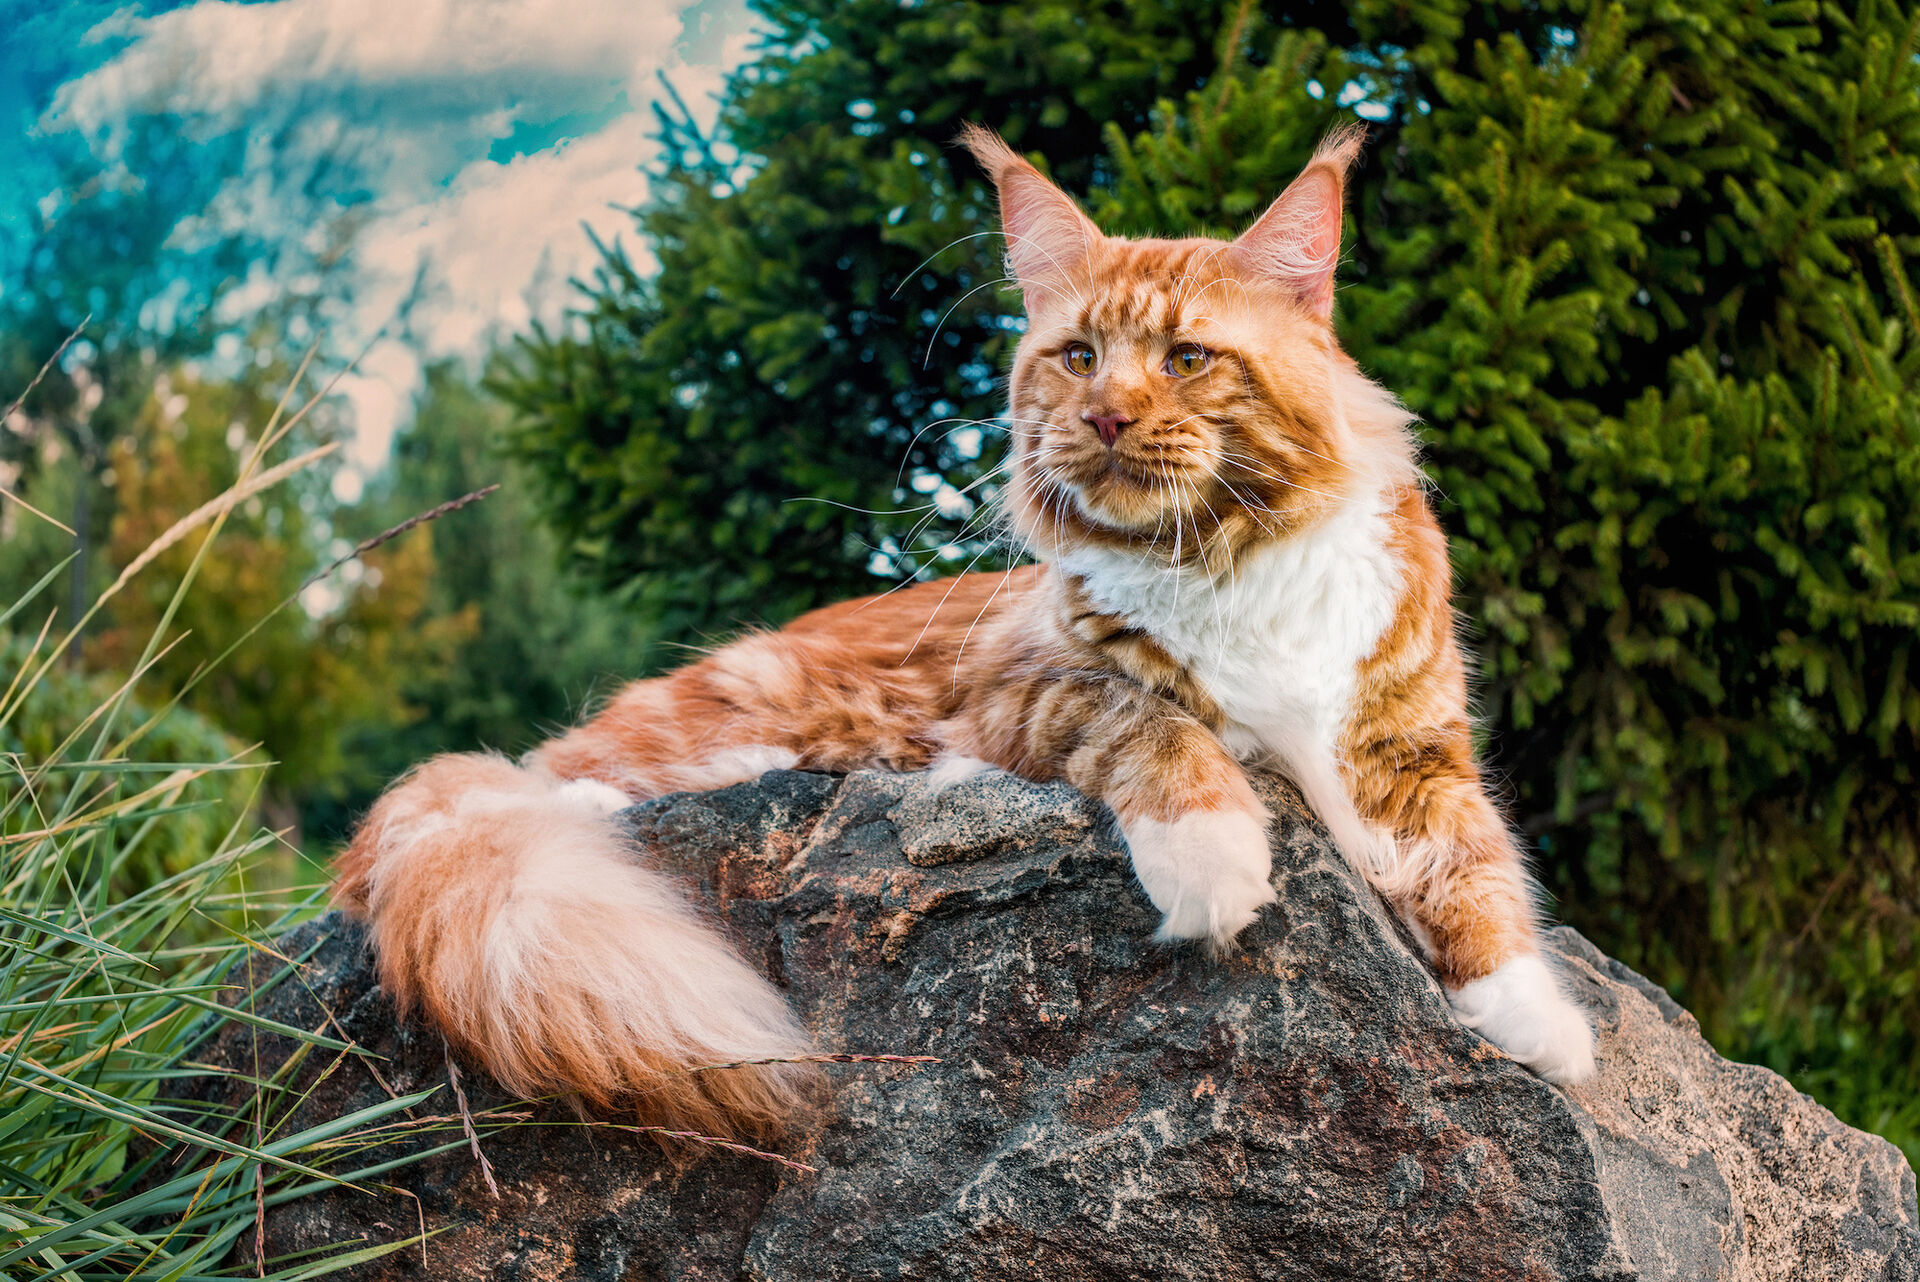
2, 0, 754, 483
0, 1, 151, 247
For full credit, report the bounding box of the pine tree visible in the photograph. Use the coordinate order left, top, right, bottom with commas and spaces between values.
1342, 0, 1920, 1147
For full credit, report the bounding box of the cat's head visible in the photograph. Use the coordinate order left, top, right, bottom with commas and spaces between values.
961, 125, 1415, 566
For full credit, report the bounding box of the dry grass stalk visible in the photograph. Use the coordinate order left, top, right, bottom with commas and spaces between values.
683, 1052, 942, 1073
300, 981, 407, 1108
379, 1183, 430, 1271
324, 1109, 534, 1147
0, 482, 75, 536
101, 442, 339, 606
0, 314, 89, 426
301, 485, 500, 592
0, 317, 89, 535
444, 1044, 501, 1199
253, 1160, 266, 1277
596, 1124, 820, 1175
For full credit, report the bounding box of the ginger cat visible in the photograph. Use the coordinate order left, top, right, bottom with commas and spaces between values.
336, 125, 1596, 1139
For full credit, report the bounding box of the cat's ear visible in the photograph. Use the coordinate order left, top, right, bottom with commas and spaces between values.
1233, 125, 1365, 322
959, 124, 1100, 298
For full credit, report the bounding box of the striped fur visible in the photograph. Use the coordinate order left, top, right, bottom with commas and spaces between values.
336, 128, 1593, 1140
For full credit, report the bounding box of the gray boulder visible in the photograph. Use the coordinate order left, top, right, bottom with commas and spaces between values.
208, 768, 1918, 1280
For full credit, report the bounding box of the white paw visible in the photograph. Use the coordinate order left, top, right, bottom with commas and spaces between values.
683, 745, 801, 789
1449, 955, 1596, 1084
923, 753, 994, 793
556, 778, 633, 816
1122, 809, 1276, 950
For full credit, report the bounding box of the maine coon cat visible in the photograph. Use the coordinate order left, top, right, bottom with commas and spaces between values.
336, 125, 1596, 1139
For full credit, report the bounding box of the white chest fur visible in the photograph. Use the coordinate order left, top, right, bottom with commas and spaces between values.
1060, 489, 1403, 746
1056, 489, 1405, 857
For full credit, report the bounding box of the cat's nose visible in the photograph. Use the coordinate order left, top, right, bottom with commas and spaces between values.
1082, 409, 1134, 447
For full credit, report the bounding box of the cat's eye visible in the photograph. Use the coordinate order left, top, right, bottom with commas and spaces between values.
1063, 343, 1097, 377
1165, 344, 1210, 378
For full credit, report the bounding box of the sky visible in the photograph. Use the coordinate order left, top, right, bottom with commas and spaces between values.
1, 0, 757, 492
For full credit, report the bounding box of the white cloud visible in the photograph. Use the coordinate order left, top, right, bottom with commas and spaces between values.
335, 340, 420, 472
356, 118, 650, 356
55, 0, 684, 133
43, 0, 755, 474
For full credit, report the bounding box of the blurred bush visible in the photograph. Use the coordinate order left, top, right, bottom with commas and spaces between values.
1, 634, 254, 902
88, 369, 474, 833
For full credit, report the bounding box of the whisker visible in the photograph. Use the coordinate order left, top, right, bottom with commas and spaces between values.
870, 463, 1014, 581
925, 277, 1021, 366
891, 415, 1009, 489
895, 544, 1001, 664
1212, 448, 1351, 503
950, 555, 1021, 690
888, 231, 1012, 300
784, 496, 948, 517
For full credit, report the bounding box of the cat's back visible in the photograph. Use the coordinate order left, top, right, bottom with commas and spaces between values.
782, 565, 1049, 667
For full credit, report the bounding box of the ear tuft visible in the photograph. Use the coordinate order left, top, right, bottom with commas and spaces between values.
957, 124, 1100, 297
957, 122, 1022, 183
1311, 121, 1368, 181
1233, 124, 1367, 322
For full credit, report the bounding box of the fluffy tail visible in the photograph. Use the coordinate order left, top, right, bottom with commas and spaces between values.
333, 752, 815, 1138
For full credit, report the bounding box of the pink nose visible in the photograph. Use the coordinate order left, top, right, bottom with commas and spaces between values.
1083, 410, 1134, 447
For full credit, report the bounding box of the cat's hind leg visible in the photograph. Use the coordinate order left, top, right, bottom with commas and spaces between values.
528, 628, 940, 798
1349, 732, 1596, 1084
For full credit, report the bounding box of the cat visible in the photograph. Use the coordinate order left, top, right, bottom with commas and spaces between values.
334, 124, 1596, 1140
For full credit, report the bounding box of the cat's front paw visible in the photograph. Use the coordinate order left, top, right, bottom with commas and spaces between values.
1122, 809, 1276, 951
1448, 954, 1596, 1084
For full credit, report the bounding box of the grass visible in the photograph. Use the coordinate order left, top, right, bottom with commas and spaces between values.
0, 351, 460, 1279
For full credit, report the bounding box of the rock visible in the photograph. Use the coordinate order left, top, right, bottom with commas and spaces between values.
196, 768, 1919, 1281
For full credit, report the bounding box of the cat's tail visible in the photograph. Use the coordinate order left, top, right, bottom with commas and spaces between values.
333, 752, 815, 1138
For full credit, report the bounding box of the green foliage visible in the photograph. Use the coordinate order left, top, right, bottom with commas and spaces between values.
501, 0, 1920, 1158
1339, 0, 1920, 1155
